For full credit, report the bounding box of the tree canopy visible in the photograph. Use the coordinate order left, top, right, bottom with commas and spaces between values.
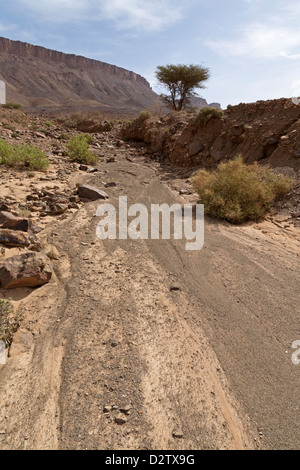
155, 64, 210, 111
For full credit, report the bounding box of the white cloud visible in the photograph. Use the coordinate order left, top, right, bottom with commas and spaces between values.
206, 1, 300, 61
16, 0, 183, 32
206, 23, 300, 60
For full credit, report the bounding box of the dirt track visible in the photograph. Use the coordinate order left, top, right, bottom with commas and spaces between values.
0, 142, 299, 450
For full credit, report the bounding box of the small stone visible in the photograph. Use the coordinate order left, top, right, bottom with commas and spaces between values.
35, 132, 46, 139
115, 414, 128, 425
103, 405, 112, 413
179, 189, 191, 195
120, 405, 132, 414
172, 429, 184, 439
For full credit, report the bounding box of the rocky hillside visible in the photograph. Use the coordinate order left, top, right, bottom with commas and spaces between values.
0, 37, 158, 115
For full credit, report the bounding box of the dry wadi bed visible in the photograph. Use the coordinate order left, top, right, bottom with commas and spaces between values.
0, 107, 299, 450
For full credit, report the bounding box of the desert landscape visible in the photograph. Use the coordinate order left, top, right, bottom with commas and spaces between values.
0, 34, 299, 452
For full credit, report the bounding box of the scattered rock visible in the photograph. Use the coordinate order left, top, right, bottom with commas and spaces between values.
78, 185, 109, 201
48, 202, 68, 215
115, 414, 128, 425
0, 229, 30, 248
172, 429, 184, 439
103, 405, 113, 413
79, 164, 89, 171
0, 211, 32, 232
35, 132, 46, 139
0, 252, 53, 289
120, 405, 132, 415
179, 189, 191, 195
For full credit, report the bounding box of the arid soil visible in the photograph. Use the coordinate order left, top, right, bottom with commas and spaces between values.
0, 110, 299, 450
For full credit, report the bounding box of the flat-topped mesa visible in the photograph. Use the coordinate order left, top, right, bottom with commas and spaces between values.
0, 36, 151, 88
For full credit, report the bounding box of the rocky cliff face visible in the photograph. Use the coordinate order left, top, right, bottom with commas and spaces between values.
0, 36, 157, 114
121, 98, 300, 171
0, 37, 150, 87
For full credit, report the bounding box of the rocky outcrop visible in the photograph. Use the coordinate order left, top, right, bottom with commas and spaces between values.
121, 98, 300, 171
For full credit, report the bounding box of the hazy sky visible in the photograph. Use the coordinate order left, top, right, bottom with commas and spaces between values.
1, 0, 300, 108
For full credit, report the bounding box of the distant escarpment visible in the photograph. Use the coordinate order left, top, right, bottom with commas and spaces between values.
0, 36, 158, 114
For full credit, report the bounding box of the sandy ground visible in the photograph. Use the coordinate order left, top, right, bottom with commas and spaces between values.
0, 136, 299, 450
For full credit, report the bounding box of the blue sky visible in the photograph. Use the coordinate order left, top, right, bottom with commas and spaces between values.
0, 0, 300, 108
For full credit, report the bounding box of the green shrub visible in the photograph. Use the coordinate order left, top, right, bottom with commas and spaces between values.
0, 139, 49, 171
0, 298, 22, 347
191, 156, 293, 223
79, 133, 94, 144
66, 134, 97, 164
195, 107, 223, 127
1, 103, 22, 110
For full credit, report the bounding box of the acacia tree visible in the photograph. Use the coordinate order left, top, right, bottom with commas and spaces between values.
155, 64, 210, 111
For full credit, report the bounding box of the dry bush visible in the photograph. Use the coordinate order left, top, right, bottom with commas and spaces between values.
0, 299, 22, 347
192, 156, 293, 223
